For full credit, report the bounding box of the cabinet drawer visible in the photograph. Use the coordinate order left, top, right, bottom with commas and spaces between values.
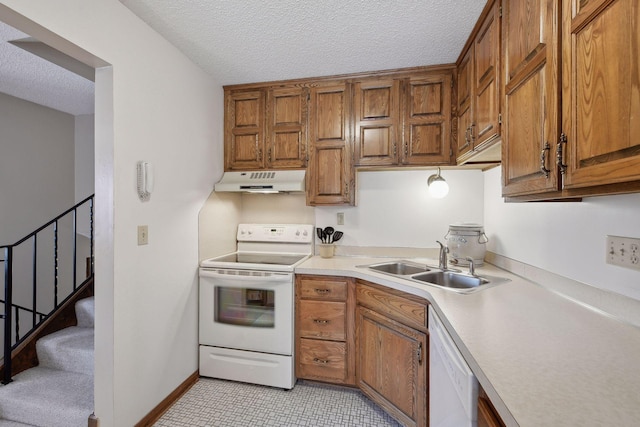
298, 338, 347, 383
299, 300, 346, 341
356, 282, 427, 330
298, 276, 348, 301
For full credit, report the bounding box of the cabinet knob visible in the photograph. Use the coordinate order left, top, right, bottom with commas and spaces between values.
313, 358, 330, 364
313, 319, 330, 324
314, 288, 331, 294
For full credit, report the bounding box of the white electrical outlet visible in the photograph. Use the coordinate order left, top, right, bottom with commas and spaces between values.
337, 212, 345, 225
138, 225, 149, 245
606, 235, 640, 271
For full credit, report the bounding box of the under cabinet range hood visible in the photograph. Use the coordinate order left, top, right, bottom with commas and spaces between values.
214, 170, 306, 193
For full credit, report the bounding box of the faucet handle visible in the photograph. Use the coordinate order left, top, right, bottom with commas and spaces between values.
465, 257, 476, 276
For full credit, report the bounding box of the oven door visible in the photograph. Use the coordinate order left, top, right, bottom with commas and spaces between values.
199, 268, 294, 355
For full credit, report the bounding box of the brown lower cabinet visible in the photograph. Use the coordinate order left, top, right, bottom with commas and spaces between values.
357, 306, 428, 427
296, 275, 429, 427
478, 386, 506, 427
356, 281, 429, 427
295, 275, 356, 385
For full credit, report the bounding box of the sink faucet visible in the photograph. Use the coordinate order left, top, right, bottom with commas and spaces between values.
436, 241, 449, 270
465, 257, 476, 276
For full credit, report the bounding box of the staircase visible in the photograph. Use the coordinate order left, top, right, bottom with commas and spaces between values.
0, 297, 94, 427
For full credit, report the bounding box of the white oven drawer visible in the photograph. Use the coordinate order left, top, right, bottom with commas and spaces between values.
199, 345, 295, 389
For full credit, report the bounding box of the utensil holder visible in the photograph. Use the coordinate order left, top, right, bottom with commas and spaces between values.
319, 244, 335, 258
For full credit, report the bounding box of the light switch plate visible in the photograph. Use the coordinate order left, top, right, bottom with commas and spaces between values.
138, 225, 149, 245
606, 235, 640, 271
337, 212, 345, 225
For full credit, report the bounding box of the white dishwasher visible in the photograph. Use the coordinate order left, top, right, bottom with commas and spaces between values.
429, 306, 478, 427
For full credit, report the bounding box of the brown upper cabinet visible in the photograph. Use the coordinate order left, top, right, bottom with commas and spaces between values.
403, 73, 454, 166
223, 66, 454, 205
224, 87, 307, 170
307, 82, 355, 205
354, 71, 454, 167
501, 0, 640, 199
353, 78, 401, 166
456, 0, 502, 165
224, 90, 265, 170
266, 87, 309, 169
560, 0, 640, 191
501, 0, 562, 197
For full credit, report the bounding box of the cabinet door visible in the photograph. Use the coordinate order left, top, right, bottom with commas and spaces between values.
474, 0, 501, 150
478, 397, 506, 427
353, 79, 401, 166
561, 0, 640, 189
357, 306, 427, 427
457, 47, 475, 160
403, 73, 453, 165
502, 0, 561, 196
266, 87, 308, 169
477, 386, 506, 427
307, 83, 354, 205
224, 90, 265, 170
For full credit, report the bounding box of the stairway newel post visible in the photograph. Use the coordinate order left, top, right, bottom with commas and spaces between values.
3, 246, 13, 384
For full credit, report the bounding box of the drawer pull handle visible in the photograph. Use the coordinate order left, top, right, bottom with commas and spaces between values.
314, 288, 331, 294
313, 319, 330, 324
313, 358, 329, 364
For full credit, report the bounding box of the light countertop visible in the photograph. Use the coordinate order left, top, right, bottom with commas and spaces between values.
296, 255, 640, 427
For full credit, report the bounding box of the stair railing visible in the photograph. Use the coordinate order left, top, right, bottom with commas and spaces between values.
1, 194, 94, 384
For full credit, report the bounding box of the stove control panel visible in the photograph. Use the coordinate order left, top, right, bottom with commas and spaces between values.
237, 224, 314, 243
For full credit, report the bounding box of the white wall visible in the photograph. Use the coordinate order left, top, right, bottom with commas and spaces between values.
0, 2, 222, 426
0, 92, 75, 244
316, 169, 485, 248
222, 169, 484, 254
240, 193, 315, 225
483, 166, 640, 301
74, 114, 94, 203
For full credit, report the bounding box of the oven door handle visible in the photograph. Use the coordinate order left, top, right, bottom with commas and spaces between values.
200, 269, 292, 282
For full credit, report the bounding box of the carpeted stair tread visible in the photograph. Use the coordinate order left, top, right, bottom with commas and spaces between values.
35, 327, 93, 375
0, 367, 93, 427
74, 297, 94, 328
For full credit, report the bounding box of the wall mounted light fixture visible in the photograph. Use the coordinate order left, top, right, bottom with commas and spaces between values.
427, 167, 449, 198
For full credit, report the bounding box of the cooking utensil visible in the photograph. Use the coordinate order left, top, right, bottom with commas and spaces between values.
332, 231, 343, 243
323, 227, 334, 243
316, 227, 324, 243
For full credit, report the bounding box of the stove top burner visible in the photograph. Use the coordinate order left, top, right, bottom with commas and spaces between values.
200, 224, 314, 272
210, 252, 308, 266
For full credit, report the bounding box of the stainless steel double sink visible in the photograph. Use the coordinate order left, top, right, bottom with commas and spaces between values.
360, 260, 509, 293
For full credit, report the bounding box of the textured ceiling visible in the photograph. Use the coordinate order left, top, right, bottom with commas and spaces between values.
0, 21, 95, 116
119, 0, 486, 85
1, 1, 485, 116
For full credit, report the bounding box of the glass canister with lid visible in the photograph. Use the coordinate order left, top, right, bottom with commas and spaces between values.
445, 223, 488, 266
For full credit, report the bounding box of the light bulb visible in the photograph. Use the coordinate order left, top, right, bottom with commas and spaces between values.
427, 167, 449, 198
428, 178, 449, 198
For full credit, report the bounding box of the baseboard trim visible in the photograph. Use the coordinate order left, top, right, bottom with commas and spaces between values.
135, 370, 199, 427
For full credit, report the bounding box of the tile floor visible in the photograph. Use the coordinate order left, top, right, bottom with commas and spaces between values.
154, 378, 402, 427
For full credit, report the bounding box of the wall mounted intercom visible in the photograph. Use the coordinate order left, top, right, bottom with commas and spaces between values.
137, 161, 154, 201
